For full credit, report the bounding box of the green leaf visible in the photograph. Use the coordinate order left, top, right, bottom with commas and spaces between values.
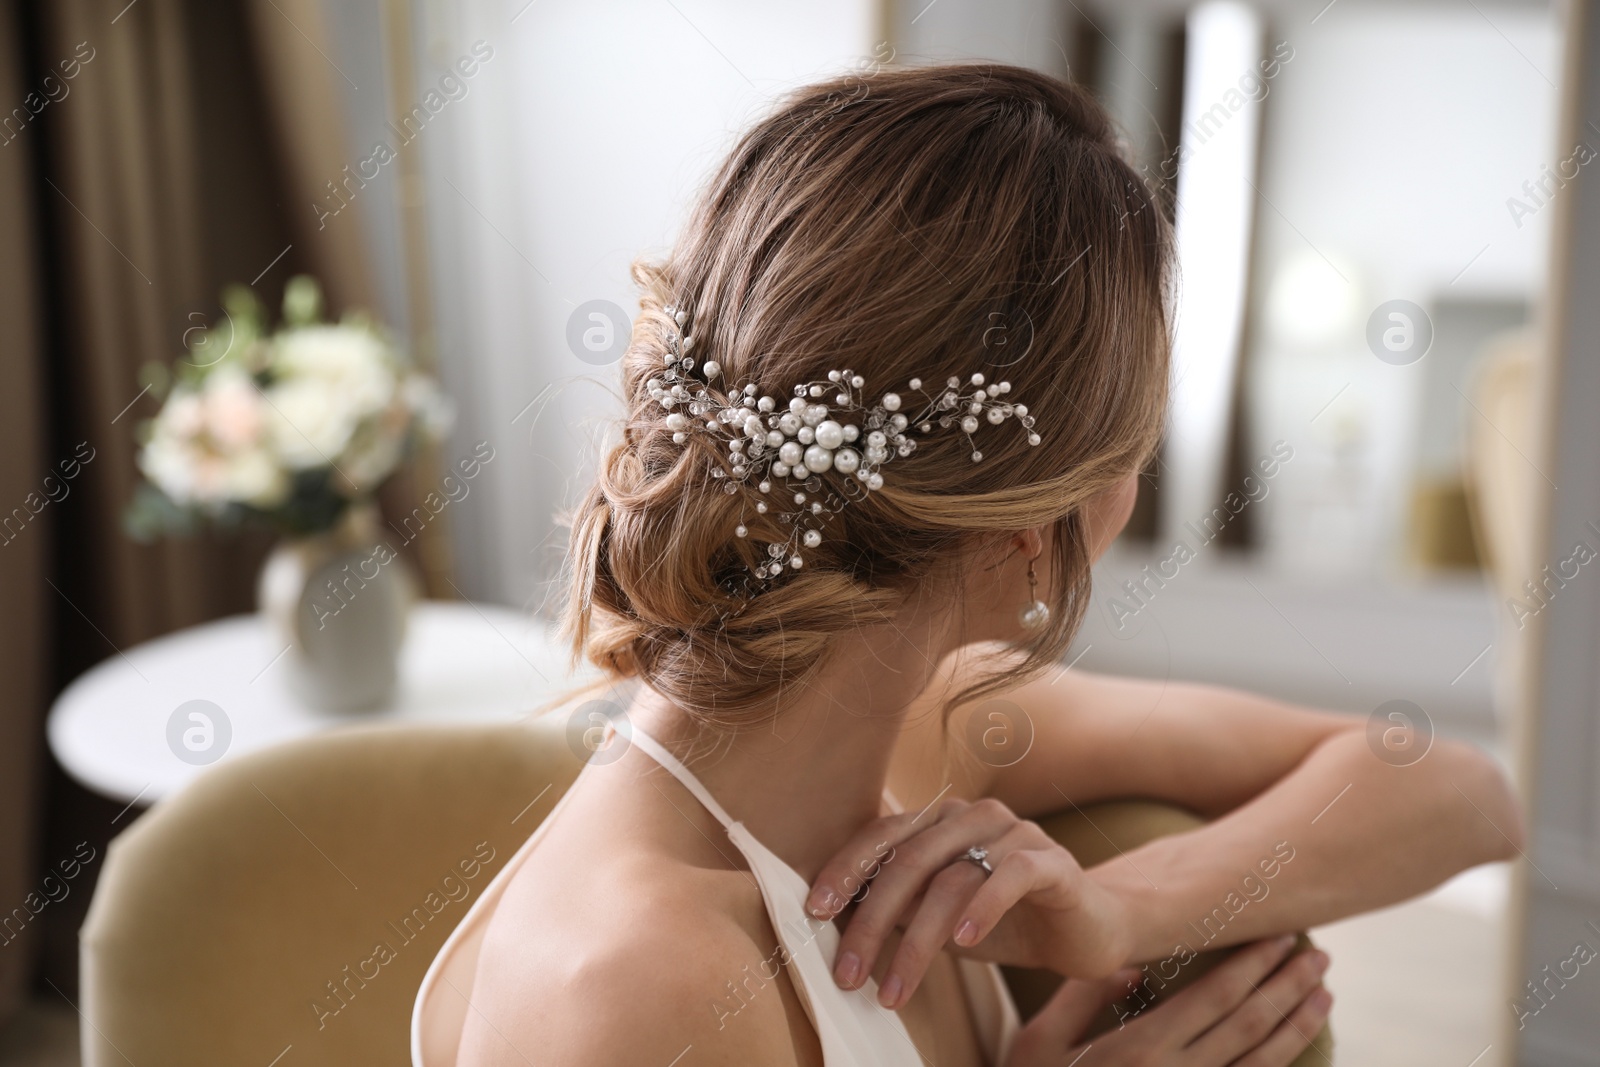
282, 275, 324, 327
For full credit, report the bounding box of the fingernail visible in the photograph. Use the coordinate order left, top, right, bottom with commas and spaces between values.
880, 975, 903, 1009
1311, 950, 1330, 974
954, 920, 977, 946
1274, 934, 1298, 953
1309, 987, 1333, 1012
835, 951, 861, 988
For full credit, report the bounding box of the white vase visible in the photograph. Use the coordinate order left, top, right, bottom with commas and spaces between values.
256, 503, 416, 712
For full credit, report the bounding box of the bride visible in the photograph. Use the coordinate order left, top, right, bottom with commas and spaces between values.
413, 62, 1521, 1066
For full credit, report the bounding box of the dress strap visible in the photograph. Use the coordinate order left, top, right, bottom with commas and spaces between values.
626, 725, 741, 831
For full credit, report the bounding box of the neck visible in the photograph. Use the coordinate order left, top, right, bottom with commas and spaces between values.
631, 615, 952, 882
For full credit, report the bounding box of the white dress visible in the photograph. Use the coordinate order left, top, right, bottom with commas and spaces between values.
411, 724, 1021, 1066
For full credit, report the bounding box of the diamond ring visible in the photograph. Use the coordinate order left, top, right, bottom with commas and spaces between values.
961, 846, 994, 875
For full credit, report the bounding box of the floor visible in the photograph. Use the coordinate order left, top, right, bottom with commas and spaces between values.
1312, 862, 1510, 1067
0, 865, 1512, 1066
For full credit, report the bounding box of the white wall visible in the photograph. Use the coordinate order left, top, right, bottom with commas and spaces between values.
889, 0, 1069, 74
416, 0, 877, 608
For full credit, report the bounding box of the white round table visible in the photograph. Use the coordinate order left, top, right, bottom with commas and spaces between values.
48, 601, 597, 806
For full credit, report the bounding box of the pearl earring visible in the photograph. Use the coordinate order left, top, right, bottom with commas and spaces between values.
1020, 559, 1050, 630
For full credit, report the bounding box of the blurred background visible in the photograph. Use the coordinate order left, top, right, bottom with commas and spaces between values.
1, 0, 1595, 1063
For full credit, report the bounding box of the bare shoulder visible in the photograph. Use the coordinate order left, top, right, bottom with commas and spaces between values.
469, 869, 812, 1065
459, 794, 819, 1066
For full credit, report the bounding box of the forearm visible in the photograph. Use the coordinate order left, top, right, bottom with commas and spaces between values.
1087, 728, 1523, 965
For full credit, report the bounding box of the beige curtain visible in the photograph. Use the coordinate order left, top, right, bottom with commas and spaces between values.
0, 0, 392, 1014
242, 0, 378, 318
244, 0, 448, 594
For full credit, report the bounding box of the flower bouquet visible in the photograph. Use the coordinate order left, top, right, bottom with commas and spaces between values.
128, 275, 450, 538
128, 276, 452, 711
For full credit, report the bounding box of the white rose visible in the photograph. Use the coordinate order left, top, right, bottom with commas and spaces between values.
139, 433, 202, 505
190, 453, 229, 502
202, 367, 265, 450
274, 325, 397, 419
161, 389, 205, 441
224, 447, 289, 507
265, 376, 360, 468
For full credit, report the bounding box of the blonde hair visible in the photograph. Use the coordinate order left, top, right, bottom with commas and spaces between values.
564, 63, 1173, 729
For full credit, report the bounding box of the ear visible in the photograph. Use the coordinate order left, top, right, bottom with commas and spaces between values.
1011, 526, 1046, 560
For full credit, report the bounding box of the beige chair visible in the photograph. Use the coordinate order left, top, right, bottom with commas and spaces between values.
1463, 325, 1541, 743
81, 716, 589, 1066
80, 713, 1331, 1065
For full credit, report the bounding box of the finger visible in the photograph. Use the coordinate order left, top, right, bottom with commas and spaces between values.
806, 799, 983, 920
1155, 934, 1300, 1044
1231, 986, 1333, 1067
952, 830, 1077, 953
1186, 947, 1330, 1064
1008, 968, 1142, 1063
805, 812, 917, 922
878, 861, 989, 1008
830, 798, 1016, 989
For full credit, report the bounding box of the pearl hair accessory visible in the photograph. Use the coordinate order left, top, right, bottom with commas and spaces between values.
651, 303, 1042, 582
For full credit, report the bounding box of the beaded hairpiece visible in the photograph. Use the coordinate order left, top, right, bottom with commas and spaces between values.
649, 304, 1041, 581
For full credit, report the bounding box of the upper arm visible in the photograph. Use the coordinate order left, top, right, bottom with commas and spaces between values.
946, 650, 1360, 818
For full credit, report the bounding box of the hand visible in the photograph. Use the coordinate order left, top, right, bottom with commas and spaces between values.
1007, 936, 1333, 1067
804, 797, 1134, 1008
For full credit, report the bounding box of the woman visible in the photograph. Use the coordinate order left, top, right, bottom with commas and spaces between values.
413, 63, 1521, 1065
